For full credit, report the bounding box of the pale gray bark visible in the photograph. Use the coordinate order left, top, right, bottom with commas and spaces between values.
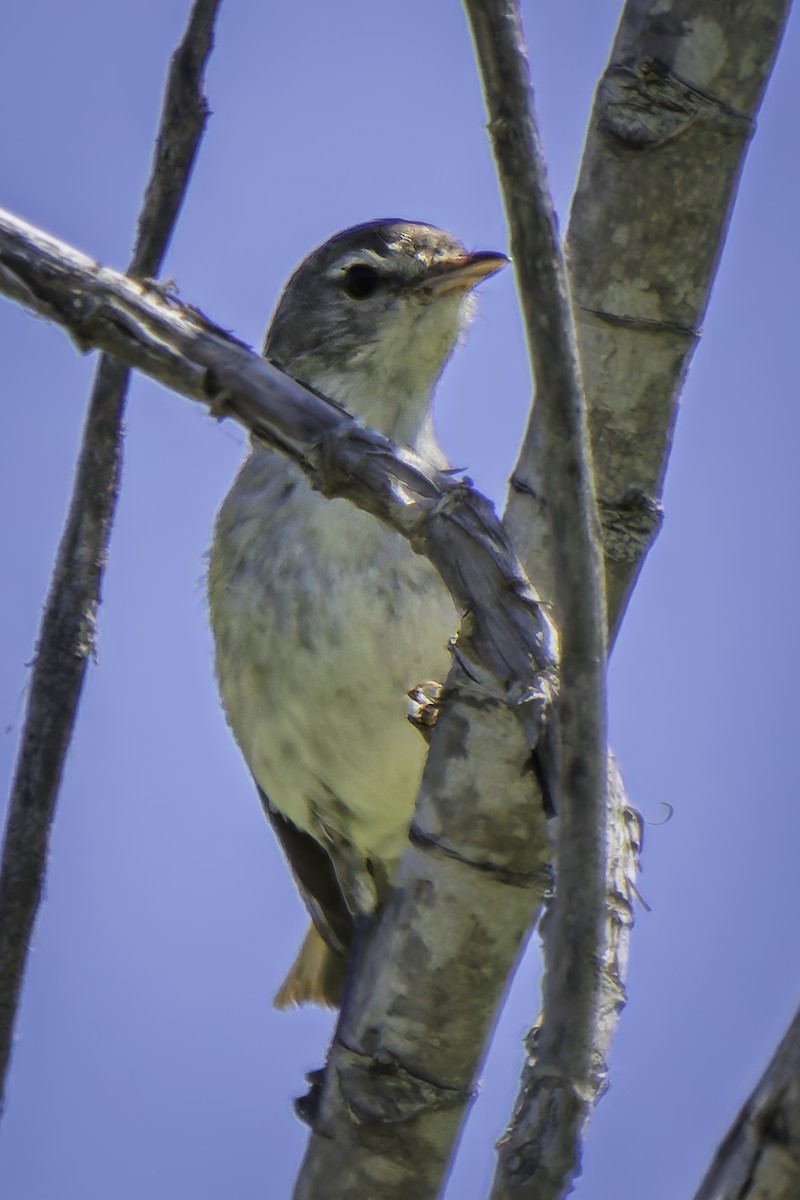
691, 1003, 800, 1200
293, 700, 554, 1200
463, 5, 610, 1197
505, 0, 792, 637
0, 0, 222, 1115
492, 758, 641, 1199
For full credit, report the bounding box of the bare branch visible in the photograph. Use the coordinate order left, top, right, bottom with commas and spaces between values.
465, 1, 790, 1192
691, 1001, 800, 1199
132, 0, 221, 280
464, 0, 607, 642
0, 207, 560, 1193
492, 759, 642, 1199
0, 0, 222, 1114
505, 0, 792, 636
293, 699, 554, 1200
463, 3, 609, 1193
0, 208, 553, 675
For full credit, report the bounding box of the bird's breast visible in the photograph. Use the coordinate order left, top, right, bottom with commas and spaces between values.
209, 449, 457, 876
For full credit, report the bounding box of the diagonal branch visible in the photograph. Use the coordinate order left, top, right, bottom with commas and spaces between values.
0, 0, 222, 1114
691, 1000, 800, 1199
0, 209, 555, 681
463, 3, 610, 1194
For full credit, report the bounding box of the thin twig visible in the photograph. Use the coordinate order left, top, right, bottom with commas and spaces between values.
0, 207, 559, 1197
0, 0, 222, 1113
463, 2, 609, 1196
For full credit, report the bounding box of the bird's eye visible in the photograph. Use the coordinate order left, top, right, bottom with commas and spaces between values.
341, 264, 381, 300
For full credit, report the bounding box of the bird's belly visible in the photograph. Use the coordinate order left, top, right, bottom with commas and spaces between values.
210, 459, 457, 871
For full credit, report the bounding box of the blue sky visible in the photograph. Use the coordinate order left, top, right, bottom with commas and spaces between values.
1, 3, 799, 1198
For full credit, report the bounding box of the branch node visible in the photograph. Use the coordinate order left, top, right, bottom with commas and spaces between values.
509, 473, 543, 503
577, 303, 701, 339
598, 58, 753, 148
409, 822, 552, 889
326, 1044, 472, 1126
202, 373, 233, 421
599, 490, 664, 563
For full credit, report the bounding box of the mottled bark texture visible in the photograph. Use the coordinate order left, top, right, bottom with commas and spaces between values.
491, 758, 641, 1200
0, 0, 222, 1114
504, 0, 792, 637
294, 698, 554, 1200
463, 6, 610, 1200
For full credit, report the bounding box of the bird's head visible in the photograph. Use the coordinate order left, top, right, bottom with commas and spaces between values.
264, 220, 508, 444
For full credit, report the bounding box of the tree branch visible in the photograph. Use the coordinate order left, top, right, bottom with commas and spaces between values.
468, 0, 791, 1192
0, 0, 222, 1114
0, 208, 556, 679
0, 207, 560, 1194
293, 698, 554, 1200
492, 759, 641, 1199
505, 0, 793, 637
692, 1001, 800, 1199
463, 4, 610, 1194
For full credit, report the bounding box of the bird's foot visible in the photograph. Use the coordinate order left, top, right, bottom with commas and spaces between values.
407, 679, 443, 743
294, 1066, 326, 1126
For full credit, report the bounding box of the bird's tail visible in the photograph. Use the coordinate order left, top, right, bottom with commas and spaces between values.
273, 922, 346, 1009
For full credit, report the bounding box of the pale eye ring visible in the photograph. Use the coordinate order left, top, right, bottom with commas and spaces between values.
340, 263, 381, 300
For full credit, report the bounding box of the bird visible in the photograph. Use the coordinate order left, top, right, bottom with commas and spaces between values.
208, 220, 508, 1009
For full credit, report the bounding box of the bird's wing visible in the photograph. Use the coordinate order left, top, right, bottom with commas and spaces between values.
258, 785, 353, 958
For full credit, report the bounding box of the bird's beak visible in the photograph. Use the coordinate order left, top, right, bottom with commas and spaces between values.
426, 250, 510, 296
